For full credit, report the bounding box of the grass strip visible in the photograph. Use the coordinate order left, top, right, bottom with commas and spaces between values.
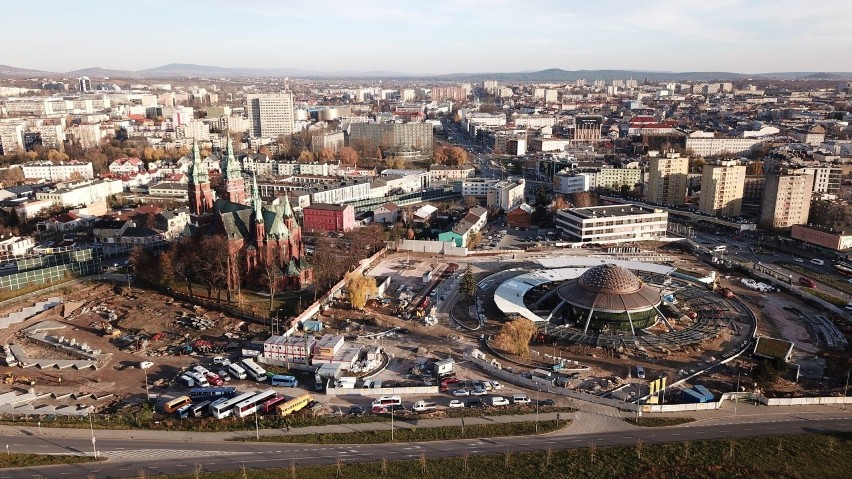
0, 453, 103, 468
624, 416, 695, 427
779, 261, 852, 295
142, 432, 852, 479
240, 420, 565, 444
801, 287, 847, 307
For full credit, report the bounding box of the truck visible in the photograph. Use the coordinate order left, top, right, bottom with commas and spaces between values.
798, 277, 817, 288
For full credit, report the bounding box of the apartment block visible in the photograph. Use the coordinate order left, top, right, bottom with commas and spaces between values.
760, 173, 814, 229
646, 154, 689, 205
699, 160, 746, 217
246, 92, 295, 138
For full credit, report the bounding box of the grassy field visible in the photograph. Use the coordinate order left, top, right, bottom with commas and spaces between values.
624, 416, 696, 427
242, 420, 565, 444
0, 453, 102, 469
141, 432, 851, 479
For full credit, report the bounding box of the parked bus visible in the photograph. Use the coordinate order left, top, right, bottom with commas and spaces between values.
190, 400, 212, 418
189, 387, 237, 400
260, 395, 289, 414
163, 395, 192, 414
210, 391, 256, 419
241, 358, 267, 382
270, 375, 298, 387
276, 393, 313, 417
207, 397, 230, 416
175, 404, 193, 419
235, 389, 278, 418
228, 363, 247, 380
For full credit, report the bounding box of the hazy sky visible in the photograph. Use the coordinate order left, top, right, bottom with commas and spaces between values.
4, 0, 851, 74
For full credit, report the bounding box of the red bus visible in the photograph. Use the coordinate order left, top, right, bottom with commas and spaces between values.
261, 395, 288, 414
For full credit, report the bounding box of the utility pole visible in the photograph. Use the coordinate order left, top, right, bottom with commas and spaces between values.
734, 370, 741, 415
843, 369, 850, 412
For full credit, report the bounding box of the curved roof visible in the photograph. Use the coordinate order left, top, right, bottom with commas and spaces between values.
556, 263, 661, 313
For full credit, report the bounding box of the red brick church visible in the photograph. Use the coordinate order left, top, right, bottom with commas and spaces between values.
186, 138, 313, 290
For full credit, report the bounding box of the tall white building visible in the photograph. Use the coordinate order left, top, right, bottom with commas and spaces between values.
79, 76, 92, 93
247, 92, 295, 138
646, 154, 689, 205
760, 174, 814, 229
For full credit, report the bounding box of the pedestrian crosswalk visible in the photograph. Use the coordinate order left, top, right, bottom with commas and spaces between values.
101, 448, 250, 462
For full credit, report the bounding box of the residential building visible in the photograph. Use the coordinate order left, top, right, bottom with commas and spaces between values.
0, 121, 25, 155
430, 86, 466, 102
311, 130, 345, 154
685, 136, 762, 157
461, 178, 498, 198
21, 161, 93, 181
349, 123, 433, 153
789, 125, 826, 146
302, 203, 355, 233
429, 164, 476, 181
148, 182, 189, 200
760, 173, 814, 229
699, 160, 746, 217
506, 203, 533, 229
743, 175, 766, 201
438, 205, 488, 247
554, 172, 594, 195
555, 204, 668, 244
488, 179, 526, 211
109, 157, 146, 175
264, 335, 317, 364
373, 202, 399, 224
596, 167, 641, 191
646, 154, 689, 205
794, 167, 841, 196
247, 92, 295, 138
0, 236, 35, 259
791, 224, 852, 251
35, 179, 123, 208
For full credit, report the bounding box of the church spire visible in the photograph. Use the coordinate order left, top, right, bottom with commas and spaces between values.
222, 133, 241, 180
189, 140, 208, 184
252, 173, 263, 223
282, 192, 294, 219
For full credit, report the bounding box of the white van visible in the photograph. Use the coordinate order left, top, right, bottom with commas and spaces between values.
227, 363, 247, 380
192, 365, 210, 376
372, 395, 402, 407
412, 400, 437, 412
189, 372, 209, 387
811, 258, 825, 266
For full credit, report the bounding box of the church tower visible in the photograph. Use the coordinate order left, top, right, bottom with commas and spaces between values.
219, 135, 246, 205
251, 173, 266, 243
188, 141, 214, 216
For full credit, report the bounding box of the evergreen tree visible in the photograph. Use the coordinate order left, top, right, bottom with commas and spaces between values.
460, 265, 477, 299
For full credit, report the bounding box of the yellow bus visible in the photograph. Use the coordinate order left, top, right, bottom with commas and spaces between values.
163, 395, 192, 414
276, 394, 313, 417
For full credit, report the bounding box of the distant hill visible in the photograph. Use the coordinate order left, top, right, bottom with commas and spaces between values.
1, 63, 851, 81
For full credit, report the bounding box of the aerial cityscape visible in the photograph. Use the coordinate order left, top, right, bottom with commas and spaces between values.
0, 1, 850, 478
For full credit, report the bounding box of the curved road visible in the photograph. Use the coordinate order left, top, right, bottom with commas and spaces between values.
1, 410, 850, 478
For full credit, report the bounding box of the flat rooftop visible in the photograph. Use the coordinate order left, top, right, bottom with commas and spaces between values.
566, 204, 658, 219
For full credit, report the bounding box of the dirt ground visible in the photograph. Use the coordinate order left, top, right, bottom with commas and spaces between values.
0, 283, 270, 409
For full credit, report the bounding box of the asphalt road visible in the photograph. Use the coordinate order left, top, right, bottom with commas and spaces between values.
3, 412, 850, 478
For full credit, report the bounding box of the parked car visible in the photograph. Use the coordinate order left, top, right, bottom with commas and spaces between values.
536, 399, 556, 406
448, 400, 465, 408
412, 401, 438, 413
349, 405, 366, 416
467, 398, 485, 408
213, 356, 231, 366
205, 373, 223, 386
491, 396, 510, 406
512, 394, 531, 405
217, 370, 231, 382
471, 388, 488, 396
491, 381, 504, 390
452, 388, 471, 397
138, 361, 154, 370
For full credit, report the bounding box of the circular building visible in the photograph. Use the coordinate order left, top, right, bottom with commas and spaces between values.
553, 263, 662, 333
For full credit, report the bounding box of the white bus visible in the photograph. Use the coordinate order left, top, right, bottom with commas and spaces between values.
270, 375, 298, 387
210, 391, 256, 419
228, 363, 247, 380
241, 358, 267, 382
235, 389, 278, 418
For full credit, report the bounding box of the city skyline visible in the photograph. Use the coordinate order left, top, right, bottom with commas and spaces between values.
3, 0, 851, 75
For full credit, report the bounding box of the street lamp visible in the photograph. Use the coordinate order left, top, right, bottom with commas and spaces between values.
88, 413, 97, 458
535, 389, 540, 434
843, 369, 850, 412
734, 370, 741, 415
390, 406, 395, 442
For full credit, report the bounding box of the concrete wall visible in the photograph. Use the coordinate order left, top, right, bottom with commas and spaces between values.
324, 386, 439, 397
399, 239, 468, 256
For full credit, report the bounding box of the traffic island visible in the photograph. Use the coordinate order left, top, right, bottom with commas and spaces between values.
624, 416, 695, 427
0, 453, 104, 468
